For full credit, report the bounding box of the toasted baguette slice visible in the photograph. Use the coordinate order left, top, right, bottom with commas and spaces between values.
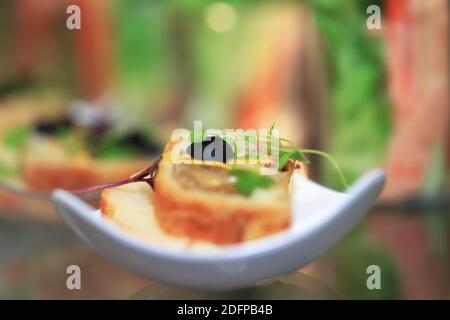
101, 182, 157, 236
101, 182, 219, 250
151, 141, 298, 245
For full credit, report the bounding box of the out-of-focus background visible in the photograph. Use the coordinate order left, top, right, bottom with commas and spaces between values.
0, 0, 448, 299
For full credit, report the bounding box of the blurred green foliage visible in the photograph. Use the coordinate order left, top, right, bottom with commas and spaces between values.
112, 0, 391, 180
113, 0, 176, 109
304, 0, 391, 190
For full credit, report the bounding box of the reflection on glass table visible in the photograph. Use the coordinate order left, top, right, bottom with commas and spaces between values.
0, 206, 449, 299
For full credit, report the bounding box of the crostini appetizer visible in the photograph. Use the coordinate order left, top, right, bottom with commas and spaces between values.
95, 127, 346, 246
1, 114, 161, 192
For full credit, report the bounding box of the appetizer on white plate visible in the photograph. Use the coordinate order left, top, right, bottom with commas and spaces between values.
97, 128, 342, 246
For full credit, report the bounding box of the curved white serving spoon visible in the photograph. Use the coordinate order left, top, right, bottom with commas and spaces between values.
52, 169, 384, 290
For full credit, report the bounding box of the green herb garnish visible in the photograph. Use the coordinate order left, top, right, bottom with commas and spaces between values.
56, 126, 72, 139
278, 149, 310, 170
269, 125, 349, 189
188, 124, 349, 193
229, 168, 275, 196
3, 126, 30, 150
266, 126, 310, 168
300, 149, 349, 188
97, 144, 138, 160
269, 122, 275, 135
244, 132, 257, 145
189, 129, 206, 143
0, 163, 16, 177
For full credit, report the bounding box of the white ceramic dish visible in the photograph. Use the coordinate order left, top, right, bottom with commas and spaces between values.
52, 169, 384, 290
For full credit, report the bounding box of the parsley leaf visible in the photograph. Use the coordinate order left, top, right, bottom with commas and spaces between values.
0, 163, 15, 177
278, 149, 310, 170
229, 168, 275, 196
97, 144, 138, 160
3, 126, 30, 150
56, 126, 72, 139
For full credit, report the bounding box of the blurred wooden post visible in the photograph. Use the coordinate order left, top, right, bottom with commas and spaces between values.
71, 0, 113, 101
12, 0, 113, 101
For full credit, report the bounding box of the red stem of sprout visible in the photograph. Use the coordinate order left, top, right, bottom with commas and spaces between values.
70, 156, 162, 195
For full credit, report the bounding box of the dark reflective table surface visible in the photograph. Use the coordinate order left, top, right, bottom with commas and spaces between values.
0, 206, 449, 299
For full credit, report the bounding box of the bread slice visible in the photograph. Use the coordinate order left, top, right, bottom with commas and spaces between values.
150, 141, 299, 245
20, 134, 153, 191
101, 182, 157, 236
100, 165, 293, 245
100, 182, 220, 250
23, 155, 150, 191
0, 93, 66, 137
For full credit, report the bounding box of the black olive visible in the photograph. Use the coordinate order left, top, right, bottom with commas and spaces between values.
89, 121, 112, 137
118, 132, 162, 155
187, 135, 234, 163
87, 129, 162, 157
34, 117, 73, 136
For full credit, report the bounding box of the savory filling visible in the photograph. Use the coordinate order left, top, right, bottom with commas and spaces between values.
172, 162, 291, 199
173, 163, 236, 194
